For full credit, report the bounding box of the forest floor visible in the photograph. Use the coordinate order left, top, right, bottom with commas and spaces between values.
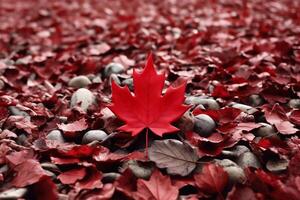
0, 0, 300, 199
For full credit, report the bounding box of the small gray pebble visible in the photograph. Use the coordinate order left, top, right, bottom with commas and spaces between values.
248, 94, 264, 107
194, 104, 206, 110
222, 145, 250, 158
86, 74, 96, 80
126, 160, 153, 180
109, 74, 121, 86
92, 76, 102, 83
230, 102, 258, 114
46, 130, 65, 143
254, 123, 276, 137
0, 188, 27, 199
0, 79, 4, 90
236, 152, 261, 169
44, 169, 56, 179
215, 159, 246, 184
104, 62, 125, 77
16, 134, 28, 146
8, 106, 30, 120
215, 159, 237, 168
70, 88, 96, 111
266, 158, 289, 172
185, 96, 219, 110
41, 162, 60, 173
82, 130, 108, 144
58, 116, 68, 123
178, 195, 198, 200
0, 165, 8, 174
68, 75, 91, 88
122, 78, 134, 91
225, 165, 246, 184
288, 99, 300, 109
194, 114, 216, 137
102, 172, 121, 183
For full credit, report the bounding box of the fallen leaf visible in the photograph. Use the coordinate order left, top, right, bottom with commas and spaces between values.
28, 176, 58, 200
275, 121, 298, 135
5, 116, 37, 134
10, 159, 47, 187
235, 122, 262, 132
108, 53, 190, 136
135, 169, 179, 200
194, 163, 228, 195
113, 54, 135, 68
115, 169, 137, 198
57, 118, 88, 132
227, 185, 263, 200
289, 151, 300, 176
148, 139, 198, 176
290, 110, 300, 126
75, 167, 103, 192
58, 168, 86, 184
263, 104, 298, 135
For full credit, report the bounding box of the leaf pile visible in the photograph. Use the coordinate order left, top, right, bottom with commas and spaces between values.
0, 0, 300, 199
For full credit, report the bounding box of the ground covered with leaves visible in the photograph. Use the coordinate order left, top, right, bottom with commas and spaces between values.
0, 0, 300, 199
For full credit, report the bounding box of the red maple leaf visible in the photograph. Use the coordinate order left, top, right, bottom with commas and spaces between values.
108, 53, 190, 136
135, 169, 179, 200
194, 163, 228, 195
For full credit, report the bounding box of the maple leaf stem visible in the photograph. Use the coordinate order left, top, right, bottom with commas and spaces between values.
145, 128, 149, 160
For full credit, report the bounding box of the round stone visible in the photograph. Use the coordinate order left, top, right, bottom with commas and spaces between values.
222, 145, 250, 158
122, 78, 134, 91
104, 62, 125, 77
8, 106, 30, 120
41, 162, 60, 172
70, 88, 96, 111
266, 158, 289, 172
46, 130, 65, 143
176, 111, 195, 132
0, 188, 27, 199
225, 165, 246, 184
248, 94, 264, 107
236, 152, 261, 169
185, 96, 219, 110
82, 130, 108, 144
215, 159, 246, 184
254, 123, 276, 137
68, 75, 91, 88
109, 74, 121, 86
0, 79, 4, 90
16, 134, 29, 146
230, 102, 258, 114
102, 172, 121, 183
288, 99, 300, 109
127, 160, 153, 180
194, 114, 216, 137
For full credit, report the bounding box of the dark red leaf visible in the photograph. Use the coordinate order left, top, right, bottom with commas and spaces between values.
57, 118, 88, 132
135, 169, 179, 200
58, 168, 86, 184
227, 185, 264, 200
10, 159, 47, 187
194, 163, 228, 195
